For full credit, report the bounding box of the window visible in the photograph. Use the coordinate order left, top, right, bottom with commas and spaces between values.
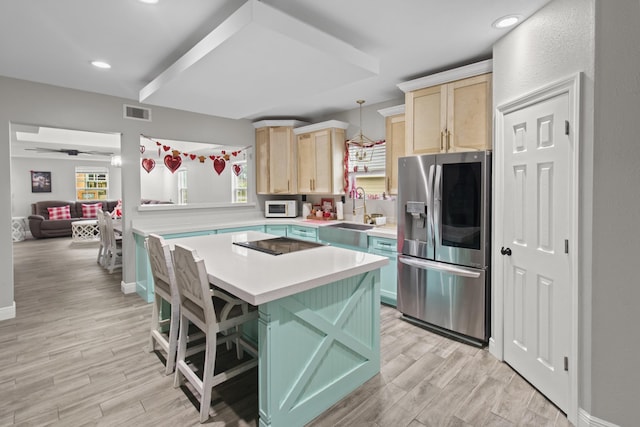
76, 167, 109, 200
347, 142, 386, 196
231, 160, 247, 203
177, 169, 188, 205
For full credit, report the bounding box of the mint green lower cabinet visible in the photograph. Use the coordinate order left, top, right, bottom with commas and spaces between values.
368, 237, 398, 307
265, 225, 288, 237
287, 225, 317, 242
217, 225, 265, 234
258, 269, 380, 427
134, 233, 155, 303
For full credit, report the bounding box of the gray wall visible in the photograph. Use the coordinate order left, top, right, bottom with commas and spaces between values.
495, 0, 640, 424
0, 76, 258, 312
11, 157, 122, 217
591, 0, 640, 423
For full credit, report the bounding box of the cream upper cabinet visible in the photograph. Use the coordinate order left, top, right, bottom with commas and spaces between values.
446, 74, 492, 152
253, 120, 307, 195
406, 85, 446, 154
294, 120, 348, 195
399, 60, 493, 155
378, 105, 406, 195
255, 127, 270, 194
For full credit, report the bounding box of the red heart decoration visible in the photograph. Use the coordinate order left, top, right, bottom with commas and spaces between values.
213, 158, 226, 175
190, 154, 196, 160
221, 150, 226, 155
182, 152, 188, 157
233, 164, 242, 176
209, 155, 215, 160
140, 145, 145, 154
232, 151, 238, 157
142, 158, 155, 173
164, 154, 182, 173
155, 141, 161, 146
162, 145, 171, 152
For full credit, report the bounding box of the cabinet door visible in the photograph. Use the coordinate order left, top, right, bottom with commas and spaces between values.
255, 127, 269, 194
385, 114, 405, 195
312, 129, 332, 193
406, 85, 447, 155
297, 134, 314, 193
446, 73, 492, 152
269, 127, 295, 194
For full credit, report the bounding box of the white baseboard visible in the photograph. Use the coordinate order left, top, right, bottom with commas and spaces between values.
578, 408, 619, 427
121, 281, 137, 295
0, 301, 16, 321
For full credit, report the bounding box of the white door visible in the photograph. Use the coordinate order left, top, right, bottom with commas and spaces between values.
502, 92, 572, 412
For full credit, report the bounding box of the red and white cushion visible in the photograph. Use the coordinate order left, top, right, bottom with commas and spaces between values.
47, 205, 71, 220
81, 203, 102, 218
111, 200, 122, 218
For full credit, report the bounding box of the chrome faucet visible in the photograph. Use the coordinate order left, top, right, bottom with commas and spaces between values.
352, 186, 371, 224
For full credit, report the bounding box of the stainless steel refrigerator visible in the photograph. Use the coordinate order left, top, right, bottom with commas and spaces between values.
397, 151, 491, 346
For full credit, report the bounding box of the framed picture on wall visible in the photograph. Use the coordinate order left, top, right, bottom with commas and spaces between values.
31, 171, 52, 193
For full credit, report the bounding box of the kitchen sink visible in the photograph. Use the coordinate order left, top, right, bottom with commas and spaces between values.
326, 222, 374, 231
318, 222, 373, 249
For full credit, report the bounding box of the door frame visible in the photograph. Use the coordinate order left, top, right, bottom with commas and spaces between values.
492, 73, 581, 424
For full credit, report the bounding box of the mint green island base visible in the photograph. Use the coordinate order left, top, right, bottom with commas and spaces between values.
258, 269, 380, 427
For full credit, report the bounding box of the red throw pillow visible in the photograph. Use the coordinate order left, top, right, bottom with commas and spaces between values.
81, 203, 102, 218
47, 205, 71, 220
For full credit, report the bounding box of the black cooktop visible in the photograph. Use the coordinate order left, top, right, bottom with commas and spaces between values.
233, 237, 325, 256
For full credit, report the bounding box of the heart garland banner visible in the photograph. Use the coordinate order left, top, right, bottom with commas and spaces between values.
141, 158, 155, 173
163, 155, 182, 173
140, 134, 250, 176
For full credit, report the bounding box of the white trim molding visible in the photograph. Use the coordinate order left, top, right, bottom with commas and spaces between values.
493, 73, 582, 426
0, 301, 16, 321
293, 120, 350, 135
397, 59, 493, 93
252, 120, 309, 129
578, 408, 620, 427
121, 281, 136, 295
377, 104, 405, 117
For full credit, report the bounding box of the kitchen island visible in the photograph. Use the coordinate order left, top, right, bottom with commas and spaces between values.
166, 231, 388, 427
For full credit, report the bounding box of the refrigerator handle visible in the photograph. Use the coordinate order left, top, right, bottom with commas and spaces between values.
398, 255, 482, 278
433, 164, 442, 251
427, 164, 436, 248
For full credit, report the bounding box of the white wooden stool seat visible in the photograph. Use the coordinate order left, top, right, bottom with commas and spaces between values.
172, 243, 258, 423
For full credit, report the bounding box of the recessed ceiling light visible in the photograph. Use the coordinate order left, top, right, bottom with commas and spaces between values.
91, 60, 111, 69
139, 0, 159, 4
492, 15, 521, 29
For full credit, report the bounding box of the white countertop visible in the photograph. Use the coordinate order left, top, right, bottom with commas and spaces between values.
131, 217, 397, 239
168, 231, 389, 305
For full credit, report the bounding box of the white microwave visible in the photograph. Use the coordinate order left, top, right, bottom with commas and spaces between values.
265, 200, 297, 218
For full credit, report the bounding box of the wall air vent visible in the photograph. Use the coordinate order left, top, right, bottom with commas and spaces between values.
123, 104, 151, 121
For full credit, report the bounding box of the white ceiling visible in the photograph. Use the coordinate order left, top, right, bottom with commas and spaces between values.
0, 0, 550, 122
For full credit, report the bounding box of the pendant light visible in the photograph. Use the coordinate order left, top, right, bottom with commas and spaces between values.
346, 100, 376, 163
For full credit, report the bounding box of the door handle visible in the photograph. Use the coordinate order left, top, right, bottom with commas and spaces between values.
500, 247, 512, 256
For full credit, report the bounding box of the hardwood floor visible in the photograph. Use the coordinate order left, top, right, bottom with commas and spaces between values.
3, 237, 571, 426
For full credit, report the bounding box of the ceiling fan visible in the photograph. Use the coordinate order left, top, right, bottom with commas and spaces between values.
24, 147, 114, 156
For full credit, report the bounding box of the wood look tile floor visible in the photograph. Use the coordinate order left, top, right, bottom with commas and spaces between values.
3, 237, 571, 426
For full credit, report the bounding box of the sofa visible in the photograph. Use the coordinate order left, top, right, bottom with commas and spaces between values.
28, 199, 173, 238
28, 200, 120, 238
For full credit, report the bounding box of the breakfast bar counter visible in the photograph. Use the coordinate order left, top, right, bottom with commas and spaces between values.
165, 231, 388, 427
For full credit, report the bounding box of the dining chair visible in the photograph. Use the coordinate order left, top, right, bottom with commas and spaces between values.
145, 234, 206, 375
96, 209, 107, 266
172, 243, 258, 423
103, 211, 122, 273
